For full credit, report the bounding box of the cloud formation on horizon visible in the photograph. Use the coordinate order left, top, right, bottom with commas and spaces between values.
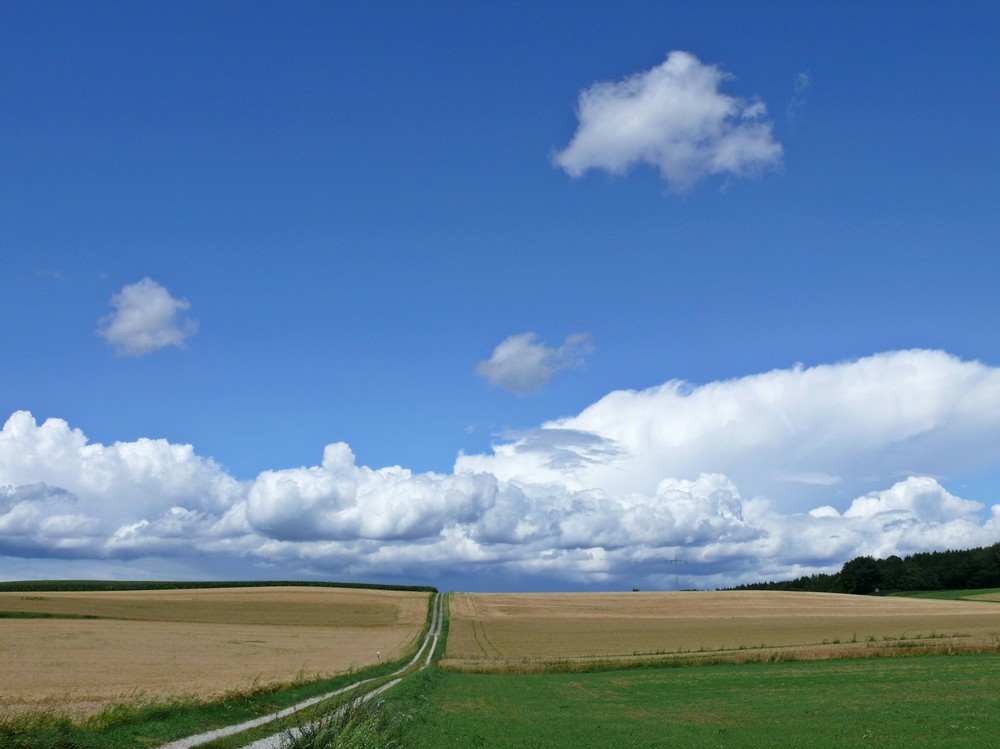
2, 350, 999, 589
96, 278, 199, 356
554, 51, 783, 191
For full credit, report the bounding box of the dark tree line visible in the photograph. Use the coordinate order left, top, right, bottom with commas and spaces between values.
0, 579, 438, 593
729, 542, 1000, 595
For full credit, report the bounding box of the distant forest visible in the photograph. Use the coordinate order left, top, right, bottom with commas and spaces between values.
0, 580, 438, 594
730, 542, 1000, 595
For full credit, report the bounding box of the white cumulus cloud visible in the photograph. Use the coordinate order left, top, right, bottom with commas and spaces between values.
458, 350, 1000, 513
843, 476, 984, 523
476, 332, 593, 394
245, 443, 498, 542
2, 350, 1000, 589
0, 411, 243, 559
554, 50, 783, 191
97, 277, 199, 356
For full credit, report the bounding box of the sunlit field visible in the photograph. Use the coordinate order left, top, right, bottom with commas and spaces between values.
445, 591, 1000, 670
391, 653, 1000, 749
0, 586, 429, 718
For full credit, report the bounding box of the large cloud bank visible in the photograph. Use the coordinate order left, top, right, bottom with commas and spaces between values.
554, 51, 782, 191
3, 350, 999, 589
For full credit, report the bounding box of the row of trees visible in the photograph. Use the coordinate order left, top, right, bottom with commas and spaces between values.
731, 542, 1000, 595
0, 579, 438, 593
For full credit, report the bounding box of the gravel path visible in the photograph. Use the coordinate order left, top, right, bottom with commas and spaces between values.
158, 592, 443, 749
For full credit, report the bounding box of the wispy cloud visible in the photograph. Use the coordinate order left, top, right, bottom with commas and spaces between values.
96, 278, 198, 357
786, 71, 811, 127
476, 332, 594, 394
554, 51, 783, 192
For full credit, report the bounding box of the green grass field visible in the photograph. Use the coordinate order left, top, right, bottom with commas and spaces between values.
386, 653, 1000, 748
894, 588, 1000, 602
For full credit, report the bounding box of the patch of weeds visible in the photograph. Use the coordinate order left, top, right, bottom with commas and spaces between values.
85, 693, 201, 732
282, 694, 406, 749
0, 611, 101, 620
0, 711, 82, 749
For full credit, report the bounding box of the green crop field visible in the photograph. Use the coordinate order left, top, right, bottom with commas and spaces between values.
894, 588, 1000, 602
387, 653, 1000, 749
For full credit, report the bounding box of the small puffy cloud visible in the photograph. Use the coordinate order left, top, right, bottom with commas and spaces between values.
97, 278, 198, 356
476, 332, 593, 394
554, 51, 782, 191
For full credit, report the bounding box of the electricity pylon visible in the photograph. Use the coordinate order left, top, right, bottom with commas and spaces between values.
667, 554, 687, 590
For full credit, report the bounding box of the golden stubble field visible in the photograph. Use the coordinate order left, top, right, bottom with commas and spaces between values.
445, 591, 1000, 670
0, 586, 430, 718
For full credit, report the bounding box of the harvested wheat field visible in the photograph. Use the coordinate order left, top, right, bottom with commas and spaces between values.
444, 591, 1000, 670
0, 586, 429, 718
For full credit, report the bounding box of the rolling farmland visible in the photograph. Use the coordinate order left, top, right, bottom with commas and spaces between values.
445, 590, 1000, 669
386, 591, 1000, 748
4, 586, 1000, 748
0, 586, 430, 718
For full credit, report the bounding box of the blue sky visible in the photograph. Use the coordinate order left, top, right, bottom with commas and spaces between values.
2, 2, 1000, 591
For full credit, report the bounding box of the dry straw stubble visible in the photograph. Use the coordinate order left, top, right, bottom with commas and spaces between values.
443, 590, 1000, 671
0, 586, 430, 718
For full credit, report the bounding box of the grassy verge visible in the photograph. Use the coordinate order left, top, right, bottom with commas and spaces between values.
279, 692, 406, 749
262, 658, 445, 749
892, 587, 1000, 601
393, 653, 1000, 748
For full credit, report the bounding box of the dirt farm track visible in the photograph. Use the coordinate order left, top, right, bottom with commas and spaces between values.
0, 586, 429, 718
